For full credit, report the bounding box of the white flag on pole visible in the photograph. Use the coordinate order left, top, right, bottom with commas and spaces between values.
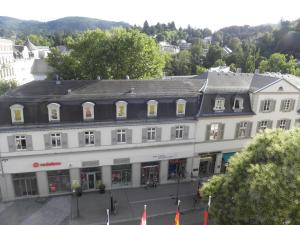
106, 209, 110, 225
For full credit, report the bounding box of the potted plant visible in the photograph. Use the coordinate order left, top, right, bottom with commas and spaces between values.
96, 180, 106, 193
72, 181, 82, 197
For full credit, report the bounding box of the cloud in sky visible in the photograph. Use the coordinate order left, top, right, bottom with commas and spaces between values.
1, 0, 299, 30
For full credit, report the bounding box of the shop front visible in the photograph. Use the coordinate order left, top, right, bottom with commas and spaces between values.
198, 153, 217, 177
12, 173, 38, 197
221, 152, 236, 173
168, 158, 187, 180
80, 167, 102, 190
47, 170, 71, 194
111, 164, 132, 187
141, 161, 159, 185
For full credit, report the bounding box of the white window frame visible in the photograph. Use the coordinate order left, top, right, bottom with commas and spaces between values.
259, 120, 268, 131
47, 103, 61, 122
116, 101, 128, 119
213, 97, 225, 111
175, 125, 184, 139
10, 104, 24, 123
147, 100, 158, 117
209, 123, 220, 140
82, 102, 95, 121
117, 129, 126, 143
283, 99, 291, 112
84, 131, 95, 146
15, 135, 27, 150
176, 99, 186, 116
263, 100, 271, 112
147, 127, 156, 141
51, 133, 61, 148
238, 122, 248, 138
279, 120, 287, 129
233, 97, 244, 111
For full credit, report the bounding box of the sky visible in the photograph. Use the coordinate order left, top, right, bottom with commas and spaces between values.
1, 0, 300, 31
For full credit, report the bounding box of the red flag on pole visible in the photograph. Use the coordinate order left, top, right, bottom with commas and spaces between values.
203, 210, 208, 225
174, 200, 180, 225
140, 205, 147, 225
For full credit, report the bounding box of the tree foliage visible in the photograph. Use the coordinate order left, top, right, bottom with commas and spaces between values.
48, 28, 166, 80
201, 129, 300, 225
0, 80, 17, 95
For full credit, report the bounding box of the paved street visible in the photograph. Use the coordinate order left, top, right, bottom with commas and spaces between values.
0, 181, 213, 225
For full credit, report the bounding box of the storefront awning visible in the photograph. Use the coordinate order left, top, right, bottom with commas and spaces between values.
223, 152, 236, 163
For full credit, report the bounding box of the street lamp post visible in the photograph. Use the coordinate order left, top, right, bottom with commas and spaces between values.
73, 186, 82, 218
175, 161, 182, 204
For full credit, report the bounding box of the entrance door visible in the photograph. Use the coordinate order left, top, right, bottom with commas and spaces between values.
13, 176, 38, 197
141, 165, 159, 185
87, 173, 96, 189
198, 157, 213, 177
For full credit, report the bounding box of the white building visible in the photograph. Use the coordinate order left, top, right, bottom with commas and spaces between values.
0, 72, 299, 201
0, 38, 16, 81
158, 41, 180, 54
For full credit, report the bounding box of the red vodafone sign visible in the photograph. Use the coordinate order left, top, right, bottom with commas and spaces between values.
32, 162, 62, 168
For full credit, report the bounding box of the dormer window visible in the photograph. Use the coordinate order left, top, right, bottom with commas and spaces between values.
47, 103, 60, 122
214, 97, 225, 111
233, 97, 244, 112
176, 99, 186, 116
82, 102, 95, 121
116, 101, 127, 119
147, 100, 158, 117
10, 104, 24, 124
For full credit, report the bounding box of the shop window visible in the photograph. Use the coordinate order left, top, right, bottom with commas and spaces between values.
147, 100, 158, 117
51, 133, 61, 148
111, 164, 132, 187
10, 104, 24, 123
12, 173, 38, 197
47, 103, 60, 122
47, 170, 71, 194
82, 102, 95, 120
116, 101, 127, 119
141, 162, 159, 185
168, 159, 186, 180
15, 135, 27, 150
85, 131, 95, 145
176, 99, 186, 116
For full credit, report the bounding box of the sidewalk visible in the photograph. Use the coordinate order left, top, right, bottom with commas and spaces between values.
70, 181, 206, 225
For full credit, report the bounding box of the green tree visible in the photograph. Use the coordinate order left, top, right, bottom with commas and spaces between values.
190, 42, 205, 73
196, 65, 207, 74
48, 28, 166, 80
201, 129, 300, 225
0, 80, 17, 95
205, 45, 223, 68
165, 50, 192, 76
28, 34, 53, 46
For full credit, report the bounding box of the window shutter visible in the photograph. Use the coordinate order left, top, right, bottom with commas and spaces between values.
206, 125, 211, 140
280, 100, 285, 112
170, 127, 176, 140
61, 133, 68, 148
111, 130, 117, 145
246, 122, 253, 137
256, 121, 261, 132
235, 122, 241, 138
26, 135, 33, 151
126, 129, 132, 144
7, 136, 16, 152
276, 120, 281, 128
78, 132, 85, 147
183, 126, 189, 139
95, 131, 101, 146
286, 119, 291, 129
219, 123, 225, 140
267, 120, 273, 129
44, 134, 51, 150
289, 99, 295, 112
156, 127, 162, 142
259, 101, 264, 112
270, 99, 276, 112
142, 128, 147, 143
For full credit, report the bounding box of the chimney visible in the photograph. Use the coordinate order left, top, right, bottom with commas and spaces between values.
126, 75, 130, 80
236, 68, 242, 73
